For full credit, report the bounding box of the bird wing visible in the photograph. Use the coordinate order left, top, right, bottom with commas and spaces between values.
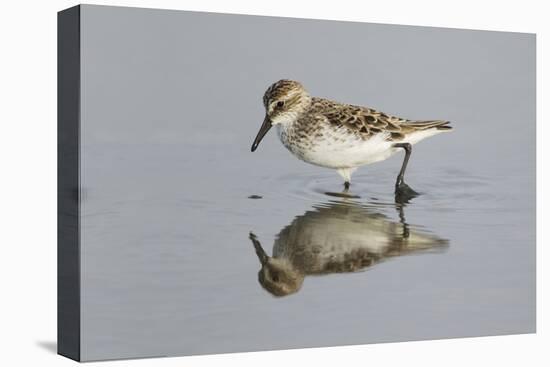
311, 97, 451, 141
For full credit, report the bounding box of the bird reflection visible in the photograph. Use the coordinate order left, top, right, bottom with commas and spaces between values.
250, 201, 448, 297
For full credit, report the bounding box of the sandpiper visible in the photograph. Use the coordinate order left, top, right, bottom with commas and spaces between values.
251, 80, 452, 199
250, 201, 448, 296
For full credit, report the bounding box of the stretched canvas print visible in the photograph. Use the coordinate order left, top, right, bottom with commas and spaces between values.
58, 4, 536, 362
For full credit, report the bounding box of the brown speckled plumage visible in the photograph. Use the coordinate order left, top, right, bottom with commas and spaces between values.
263, 79, 451, 143
252, 79, 453, 189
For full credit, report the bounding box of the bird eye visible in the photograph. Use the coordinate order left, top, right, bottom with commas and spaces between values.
276, 101, 285, 108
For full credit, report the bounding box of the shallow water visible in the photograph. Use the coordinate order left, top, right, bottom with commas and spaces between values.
80, 138, 535, 359
78, 6, 535, 361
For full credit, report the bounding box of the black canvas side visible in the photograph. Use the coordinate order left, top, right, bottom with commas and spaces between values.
57, 5, 81, 362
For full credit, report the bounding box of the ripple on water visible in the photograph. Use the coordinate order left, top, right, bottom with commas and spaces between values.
254, 169, 500, 213
257, 171, 396, 208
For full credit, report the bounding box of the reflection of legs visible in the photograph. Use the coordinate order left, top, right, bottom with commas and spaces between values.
393, 143, 418, 203
396, 204, 410, 239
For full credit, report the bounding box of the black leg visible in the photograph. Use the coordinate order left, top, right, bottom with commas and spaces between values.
393, 143, 418, 203
393, 143, 412, 187
344, 181, 350, 190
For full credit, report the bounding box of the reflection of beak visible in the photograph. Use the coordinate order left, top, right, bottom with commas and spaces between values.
249, 232, 268, 265
251, 115, 272, 152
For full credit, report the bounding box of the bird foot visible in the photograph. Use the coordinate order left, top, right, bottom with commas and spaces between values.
394, 181, 419, 204
324, 181, 360, 199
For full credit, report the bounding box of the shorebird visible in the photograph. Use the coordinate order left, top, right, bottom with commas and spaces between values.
251, 80, 452, 200
250, 201, 448, 297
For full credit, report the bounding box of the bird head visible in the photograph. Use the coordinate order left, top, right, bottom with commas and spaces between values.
249, 232, 304, 297
251, 79, 311, 152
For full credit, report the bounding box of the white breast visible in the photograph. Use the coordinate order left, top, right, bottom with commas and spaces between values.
277, 123, 396, 169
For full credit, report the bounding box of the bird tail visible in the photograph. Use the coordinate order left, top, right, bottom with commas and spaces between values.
404, 120, 452, 131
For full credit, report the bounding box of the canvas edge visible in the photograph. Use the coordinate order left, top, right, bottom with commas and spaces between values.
57, 4, 81, 362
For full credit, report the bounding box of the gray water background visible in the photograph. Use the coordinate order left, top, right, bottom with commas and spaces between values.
78, 5, 535, 361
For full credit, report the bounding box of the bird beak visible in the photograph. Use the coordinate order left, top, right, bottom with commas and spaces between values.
251, 115, 272, 152
249, 232, 269, 265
